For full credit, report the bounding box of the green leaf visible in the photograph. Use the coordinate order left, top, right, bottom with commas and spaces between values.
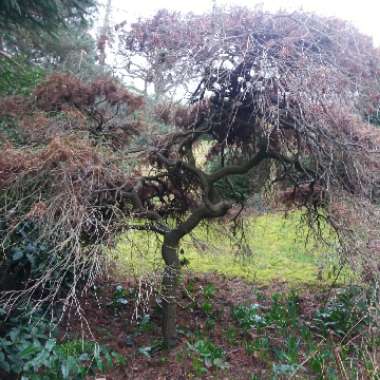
79, 352, 90, 361
61, 362, 70, 379
138, 346, 152, 358
0, 352, 10, 372
12, 249, 24, 261
45, 338, 56, 352
9, 328, 19, 342
116, 297, 129, 305
19, 344, 39, 359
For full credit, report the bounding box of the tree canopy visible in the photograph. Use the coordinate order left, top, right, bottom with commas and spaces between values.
0, 0, 96, 61
0, 0, 95, 32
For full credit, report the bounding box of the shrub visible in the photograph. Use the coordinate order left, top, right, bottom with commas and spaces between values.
232, 303, 267, 330
0, 57, 45, 96
0, 307, 124, 379
0, 220, 77, 298
313, 285, 370, 338
188, 339, 228, 372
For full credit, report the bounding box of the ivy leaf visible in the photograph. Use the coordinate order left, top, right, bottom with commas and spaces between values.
0, 351, 10, 372
79, 352, 90, 361
19, 344, 39, 359
12, 249, 24, 261
137, 346, 152, 358
45, 338, 56, 352
116, 297, 128, 305
61, 362, 70, 379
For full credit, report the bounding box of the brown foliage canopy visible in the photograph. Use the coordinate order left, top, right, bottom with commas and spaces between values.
0, 73, 144, 147
118, 9, 212, 97
165, 9, 380, 201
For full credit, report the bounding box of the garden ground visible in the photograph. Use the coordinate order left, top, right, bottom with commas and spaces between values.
62, 274, 376, 379
56, 212, 377, 379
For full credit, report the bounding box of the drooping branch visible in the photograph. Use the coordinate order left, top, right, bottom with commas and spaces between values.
208, 149, 268, 184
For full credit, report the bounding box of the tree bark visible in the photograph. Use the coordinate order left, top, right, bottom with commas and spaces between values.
161, 233, 180, 347
159, 202, 233, 346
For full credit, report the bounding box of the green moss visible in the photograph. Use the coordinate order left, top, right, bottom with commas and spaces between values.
112, 211, 351, 286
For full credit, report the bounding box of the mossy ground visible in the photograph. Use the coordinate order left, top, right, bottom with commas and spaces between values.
112, 211, 351, 286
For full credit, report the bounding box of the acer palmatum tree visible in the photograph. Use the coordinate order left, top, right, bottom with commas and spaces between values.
117, 9, 212, 100
120, 9, 380, 346
0, 74, 145, 311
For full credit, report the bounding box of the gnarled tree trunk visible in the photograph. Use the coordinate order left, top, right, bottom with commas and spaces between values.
161, 233, 180, 347
159, 202, 233, 346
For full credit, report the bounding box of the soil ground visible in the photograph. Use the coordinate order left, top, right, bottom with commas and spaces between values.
61, 274, 328, 380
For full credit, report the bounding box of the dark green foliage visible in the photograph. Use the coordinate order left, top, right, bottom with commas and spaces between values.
0, 220, 50, 291
314, 285, 370, 338
0, 220, 80, 300
225, 327, 238, 345
308, 347, 336, 378
0, 0, 95, 32
47, 26, 99, 77
136, 314, 154, 334
111, 284, 129, 308
229, 287, 377, 378
200, 283, 216, 318
272, 362, 300, 378
0, 56, 45, 95
267, 292, 300, 328
202, 283, 216, 299
273, 335, 301, 366
0, 116, 25, 147
232, 292, 300, 331
0, 307, 124, 379
0, 308, 55, 376
368, 112, 380, 127
24, 22, 101, 77
188, 339, 228, 374
232, 303, 267, 330
0, 0, 97, 72
0, 56, 45, 147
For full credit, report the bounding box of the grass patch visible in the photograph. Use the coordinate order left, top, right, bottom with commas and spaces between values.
112, 211, 351, 286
